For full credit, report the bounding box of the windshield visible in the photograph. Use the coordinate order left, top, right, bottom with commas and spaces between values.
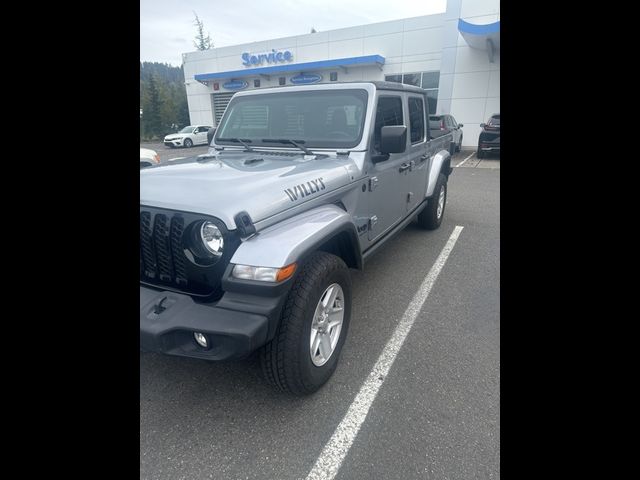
215, 89, 368, 149
179, 126, 194, 133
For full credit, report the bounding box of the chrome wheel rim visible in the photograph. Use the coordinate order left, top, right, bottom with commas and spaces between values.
310, 283, 344, 367
437, 185, 446, 219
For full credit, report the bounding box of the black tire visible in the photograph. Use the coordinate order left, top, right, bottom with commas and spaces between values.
477, 149, 484, 159
261, 252, 352, 395
183, 138, 193, 148
417, 173, 447, 230
457, 135, 463, 152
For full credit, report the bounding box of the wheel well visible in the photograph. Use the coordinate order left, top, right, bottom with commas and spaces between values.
316, 230, 360, 270
442, 156, 452, 177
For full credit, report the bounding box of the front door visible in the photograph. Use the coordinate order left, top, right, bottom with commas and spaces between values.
367, 95, 410, 242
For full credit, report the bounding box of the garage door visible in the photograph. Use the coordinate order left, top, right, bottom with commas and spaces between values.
211, 93, 234, 126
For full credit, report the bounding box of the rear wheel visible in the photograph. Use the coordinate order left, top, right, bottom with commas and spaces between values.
417, 173, 447, 230
261, 252, 352, 395
183, 138, 193, 148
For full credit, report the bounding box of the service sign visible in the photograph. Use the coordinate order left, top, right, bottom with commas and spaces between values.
290, 73, 322, 85
242, 50, 293, 67
223, 80, 248, 90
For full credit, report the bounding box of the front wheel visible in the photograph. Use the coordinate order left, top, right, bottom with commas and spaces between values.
183, 138, 193, 148
417, 173, 447, 230
261, 252, 352, 395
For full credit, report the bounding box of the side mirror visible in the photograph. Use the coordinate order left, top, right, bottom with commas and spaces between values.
380, 125, 407, 154
458, 123, 464, 128
207, 127, 216, 144
480, 123, 485, 128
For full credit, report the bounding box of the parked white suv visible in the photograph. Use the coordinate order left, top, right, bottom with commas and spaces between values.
163, 125, 213, 148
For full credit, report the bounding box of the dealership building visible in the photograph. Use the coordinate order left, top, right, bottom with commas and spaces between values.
182, 0, 499, 148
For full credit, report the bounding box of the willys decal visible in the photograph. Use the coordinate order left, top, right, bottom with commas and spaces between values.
284, 177, 326, 202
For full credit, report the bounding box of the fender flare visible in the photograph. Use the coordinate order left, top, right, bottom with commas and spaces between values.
426, 149, 452, 197
229, 204, 362, 270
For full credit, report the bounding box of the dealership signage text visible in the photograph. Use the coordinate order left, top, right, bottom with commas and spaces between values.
242, 50, 293, 67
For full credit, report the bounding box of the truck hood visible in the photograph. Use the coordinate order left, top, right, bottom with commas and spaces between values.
140, 151, 353, 229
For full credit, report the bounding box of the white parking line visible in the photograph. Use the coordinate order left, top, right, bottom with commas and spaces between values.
454, 152, 476, 168
305, 225, 464, 480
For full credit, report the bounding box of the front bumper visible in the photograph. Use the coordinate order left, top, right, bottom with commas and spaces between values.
164, 139, 183, 147
140, 283, 289, 361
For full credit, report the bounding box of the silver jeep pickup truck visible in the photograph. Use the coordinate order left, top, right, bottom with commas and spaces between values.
140, 81, 454, 395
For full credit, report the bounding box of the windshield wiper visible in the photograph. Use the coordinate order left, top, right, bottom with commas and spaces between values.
217, 138, 254, 152
261, 138, 312, 155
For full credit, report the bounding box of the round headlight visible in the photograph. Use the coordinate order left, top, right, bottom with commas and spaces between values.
200, 221, 224, 257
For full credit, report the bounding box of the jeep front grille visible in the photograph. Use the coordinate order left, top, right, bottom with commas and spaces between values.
139, 207, 240, 299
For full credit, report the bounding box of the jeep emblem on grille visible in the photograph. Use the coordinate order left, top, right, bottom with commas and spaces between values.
284, 177, 325, 202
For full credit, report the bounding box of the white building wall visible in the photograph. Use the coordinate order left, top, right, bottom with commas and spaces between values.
439, 0, 500, 147
182, 0, 499, 148
183, 14, 444, 127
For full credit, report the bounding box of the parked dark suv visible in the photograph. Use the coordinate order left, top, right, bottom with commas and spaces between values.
477, 114, 500, 158
429, 114, 464, 151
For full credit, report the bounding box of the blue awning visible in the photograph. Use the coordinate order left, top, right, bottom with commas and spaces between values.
458, 19, 500, 62
194, 55, 385, 82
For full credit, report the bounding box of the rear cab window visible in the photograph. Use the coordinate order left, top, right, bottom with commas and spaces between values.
408, 96, 425, 144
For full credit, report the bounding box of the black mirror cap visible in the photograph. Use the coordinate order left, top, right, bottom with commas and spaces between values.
479, 123, 485, 129
458, 123, 464, 128
380, 125, 407, 154
207, 127, 216, 144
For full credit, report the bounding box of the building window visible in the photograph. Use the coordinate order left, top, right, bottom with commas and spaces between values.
254, 79, 261, 88
402, 73, 421, 87
421, 72, 439, 89
384, 71, 440, 113
279, 77, 285, 86
408, 96, 425, 144
330, 71, 338, 81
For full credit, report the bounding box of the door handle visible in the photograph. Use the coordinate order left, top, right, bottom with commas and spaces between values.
399, 163, 411, 173
419, 154, 430, 163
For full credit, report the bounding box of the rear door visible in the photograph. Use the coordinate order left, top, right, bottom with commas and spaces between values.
406, 94, 429, 211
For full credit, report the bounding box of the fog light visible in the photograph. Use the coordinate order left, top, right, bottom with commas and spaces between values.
194, 332, 209, 349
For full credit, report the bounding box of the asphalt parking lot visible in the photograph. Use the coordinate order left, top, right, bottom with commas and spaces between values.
140, 148, 500, 479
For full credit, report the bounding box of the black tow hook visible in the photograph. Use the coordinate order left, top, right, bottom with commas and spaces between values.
153, 296, 169, 314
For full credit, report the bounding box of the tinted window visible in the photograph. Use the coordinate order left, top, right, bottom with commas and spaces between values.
489, 115, 500, 126
426, 90, 437, 116
385, 74, 402, 83
373, 96, 403, 153
217, 89, 368, 149
408, 97, 425, 144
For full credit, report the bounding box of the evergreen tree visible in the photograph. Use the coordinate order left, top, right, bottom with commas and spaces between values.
193, 13, 213, 50
142, 74, 163, 138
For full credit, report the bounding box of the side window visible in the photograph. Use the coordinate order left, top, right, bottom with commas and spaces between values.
408, 96, 425, 144
373, 96, 403, 152
449, 116, 457, 128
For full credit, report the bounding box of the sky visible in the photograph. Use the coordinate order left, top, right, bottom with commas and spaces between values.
140, 0, 447, 66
